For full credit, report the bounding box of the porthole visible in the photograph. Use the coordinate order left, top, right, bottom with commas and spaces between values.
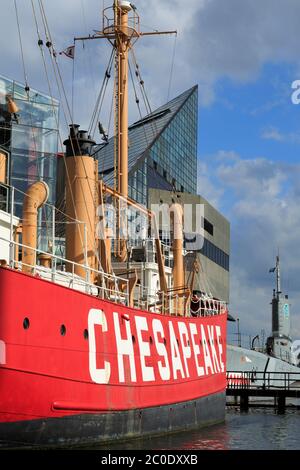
149, 336, 153, 345
60, 324, 66, 336
23, 317, 30, 330
132, 335, 136, 344
163, 338, 167, 346
83, 329, 89, 340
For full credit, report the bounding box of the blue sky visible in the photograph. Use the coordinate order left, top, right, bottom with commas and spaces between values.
197, 61, 300, 342
200, 63, 300, 164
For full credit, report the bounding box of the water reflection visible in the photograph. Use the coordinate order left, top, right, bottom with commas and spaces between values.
93, 407, 300, 450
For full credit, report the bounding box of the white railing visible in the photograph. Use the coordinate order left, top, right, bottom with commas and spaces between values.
0, 183, 227, 317
0, 235, 227, 317
190, 295, 227, 317
0, 236, 129, 306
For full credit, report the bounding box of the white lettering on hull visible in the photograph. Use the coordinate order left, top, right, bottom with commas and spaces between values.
135, 316, 154, 382
216, 325, 225, 372
201, 324, 215, 375
113, 311, 137, 383
152, 318, 170, 381
189, 323, 204, 377
169, 321, 185, 380
0, 340, 6, 365
88, 309, 111, 384
88, 308, 225, 385
178, 322, 191, 378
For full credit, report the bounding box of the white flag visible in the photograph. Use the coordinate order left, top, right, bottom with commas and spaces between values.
59, 45, 75, 59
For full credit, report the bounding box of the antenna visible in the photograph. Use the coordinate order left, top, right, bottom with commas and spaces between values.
276, 254, 281, 296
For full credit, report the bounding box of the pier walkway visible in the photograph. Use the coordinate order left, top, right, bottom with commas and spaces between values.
226, 370, 300, 412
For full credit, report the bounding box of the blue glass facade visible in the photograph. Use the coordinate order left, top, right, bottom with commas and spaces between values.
0, 75, 59, 217
98, 86, 198, 207
148, 89, 197, 195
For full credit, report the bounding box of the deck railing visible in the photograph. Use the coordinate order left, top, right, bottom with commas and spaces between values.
227, 370, 300, 390
0, 236, 129, 306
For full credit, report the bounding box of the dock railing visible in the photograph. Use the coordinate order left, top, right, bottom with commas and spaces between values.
227, 370, 300, 390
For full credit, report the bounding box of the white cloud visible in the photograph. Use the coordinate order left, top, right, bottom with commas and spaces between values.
197, 161, 224, 208
261, 126, 300, 144
3, 0, 300, 120
2, 1, 300, 340
261, 126, 285, 142
199, 152, 300, 339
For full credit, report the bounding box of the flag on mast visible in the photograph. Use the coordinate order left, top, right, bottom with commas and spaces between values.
269, 267, 276, 273
59, 45, 75, 59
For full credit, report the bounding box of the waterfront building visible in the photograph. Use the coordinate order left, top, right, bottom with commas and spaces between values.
0, 75, 59, 217
97, 85, 230, 302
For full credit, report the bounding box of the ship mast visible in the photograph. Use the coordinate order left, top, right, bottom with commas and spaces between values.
74, 1, 176, 258
69, 1, 177, 306
115, 0, 130, 200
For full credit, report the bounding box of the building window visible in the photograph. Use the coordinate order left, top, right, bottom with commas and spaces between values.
204, 218, 214, 236
200, 238, 229, 271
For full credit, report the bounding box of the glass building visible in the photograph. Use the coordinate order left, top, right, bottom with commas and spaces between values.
98, 85, 230, 299
97, 86, 198, 206
0, 75, 59, 217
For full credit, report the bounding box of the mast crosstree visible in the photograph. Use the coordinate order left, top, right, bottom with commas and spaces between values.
74, 1, 176, 260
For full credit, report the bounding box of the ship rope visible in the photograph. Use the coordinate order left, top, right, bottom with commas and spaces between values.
13, 0, 29, 91
196, 258, 214, 299
79, 0, 98, 116
88, 48, 115, 138
130, 48, 152, 114
128, 60, 149, 147
129, 49, 160, 143
34, 0, 120, 276
30, 0, 91, 263
14, 0, 53, 247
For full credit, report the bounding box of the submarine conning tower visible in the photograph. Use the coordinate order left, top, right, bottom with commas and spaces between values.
267, 255, 293, 363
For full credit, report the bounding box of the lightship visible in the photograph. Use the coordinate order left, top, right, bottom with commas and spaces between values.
0, 1, 227, 448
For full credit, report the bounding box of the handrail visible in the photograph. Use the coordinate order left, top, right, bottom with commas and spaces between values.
0, 236, 129, 305
227, 370, 300, 390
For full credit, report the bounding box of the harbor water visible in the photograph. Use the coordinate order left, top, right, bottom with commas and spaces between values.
94, 407, 300, 450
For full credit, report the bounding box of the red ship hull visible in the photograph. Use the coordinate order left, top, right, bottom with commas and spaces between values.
0, 267, 227, 447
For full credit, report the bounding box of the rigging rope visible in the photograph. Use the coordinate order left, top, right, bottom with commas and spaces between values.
31, 0, 87, 256
88, 48, 114, 138
37, 0, 108, 272
130, 48, 152, 115
14, 0, 54, 245
14, 0, 29, 91
128, 59, 149, 147
167, 32, 177, 102
80, 0, 98, 107
129, 50, 160, 151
